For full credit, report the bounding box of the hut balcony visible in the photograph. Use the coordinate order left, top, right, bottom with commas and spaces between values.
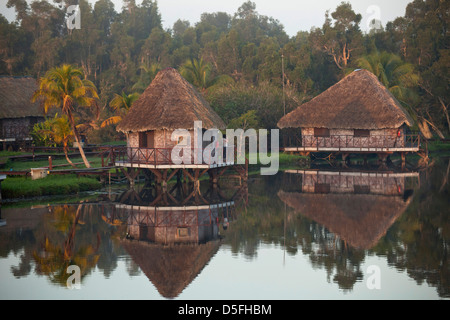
284, 133, 421, 153
114, 146, 236, 169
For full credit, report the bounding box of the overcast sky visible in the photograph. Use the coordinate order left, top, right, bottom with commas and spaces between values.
0, 0, 412, 36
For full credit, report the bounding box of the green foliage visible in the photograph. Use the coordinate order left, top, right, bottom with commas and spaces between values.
228, 110, 260, 130
2, 175, 102, 199
356, 51, 420, 117
1, 0, 448, 136
31, 114, 74, 148
206, 80, 300, 129
101, 91, 140, 127
31, 118, 57, 147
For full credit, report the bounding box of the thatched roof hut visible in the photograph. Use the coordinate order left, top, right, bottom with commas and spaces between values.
0, 76, 50, 147
0, 76, 44, 119
117, 68, 225, 133
121, 239, 221, 298
277, 69, 414, 130
278, 190, 411, 250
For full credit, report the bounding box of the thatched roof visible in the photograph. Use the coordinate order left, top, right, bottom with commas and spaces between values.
0, 76, 45, 119
121, 239, 221, 298
278, 191, 411, 250
117, 68, 226, 133
278, 69, 414, 130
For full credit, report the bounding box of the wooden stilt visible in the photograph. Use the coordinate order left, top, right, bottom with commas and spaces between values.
400, 152, 406, 170
121, 168, 141, 187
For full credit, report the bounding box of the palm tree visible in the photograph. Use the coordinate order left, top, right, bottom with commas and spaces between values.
132, 63, 161, 93
357, 51, 444, 139
357, 51, 419, 105
180, 58, 212, 90
180, 57, 234, 91
32, 64, 99, 168
101, 92, 140, 127
35, 114, 76, 168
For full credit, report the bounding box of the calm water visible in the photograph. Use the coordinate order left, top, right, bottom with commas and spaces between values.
0, 159, 449, 300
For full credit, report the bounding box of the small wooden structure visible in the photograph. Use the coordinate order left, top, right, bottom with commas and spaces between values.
0, 76, 47, 151
106, 182, 239, 299
115, 68, 247, 189
278, 70, 420, 165
279, 169, 419, 250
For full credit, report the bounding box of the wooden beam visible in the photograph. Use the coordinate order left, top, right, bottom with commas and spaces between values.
148, 168, 163, 181
182, 169, 195, 182
166, 168, 180, 182
165, 191, 179, 205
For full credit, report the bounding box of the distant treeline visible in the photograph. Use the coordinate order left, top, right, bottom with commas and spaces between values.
0, 0, 448, 138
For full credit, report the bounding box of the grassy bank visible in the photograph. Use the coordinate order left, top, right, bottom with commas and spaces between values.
0, 152, 104, 199
2, 174, 102, 199
2, 156, 103, 171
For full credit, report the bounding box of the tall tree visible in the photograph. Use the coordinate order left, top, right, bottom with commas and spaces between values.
32, 64, 99, 168
321, 2, 363, 71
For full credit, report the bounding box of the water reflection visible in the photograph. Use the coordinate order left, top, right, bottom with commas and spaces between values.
279, 169, 418, 250
0, 160, 448, 299
108, 182, 240, 298
0, 203, 121, 287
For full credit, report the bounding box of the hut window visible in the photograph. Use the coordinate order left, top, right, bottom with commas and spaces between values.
354, 129, 370, 137
314, 183, 330, 194
314, 128, 330, 137
177, 227, 190, 237
354, 185, 370, 194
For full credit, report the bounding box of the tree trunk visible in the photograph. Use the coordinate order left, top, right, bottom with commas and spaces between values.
67, 109, 91, 168
439, 98, 450, 132
64, 145, 77, 168
72, 124, 91, 168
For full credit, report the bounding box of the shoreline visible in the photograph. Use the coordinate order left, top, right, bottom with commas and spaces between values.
1, 148, 448, 202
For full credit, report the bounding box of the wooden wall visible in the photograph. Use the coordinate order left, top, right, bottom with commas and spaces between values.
301, 172, 406, 196
300, 127, 405, 148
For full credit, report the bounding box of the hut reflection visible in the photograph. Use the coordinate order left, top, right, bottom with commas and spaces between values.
279, 169, 419, 250
107, 181, 241, 298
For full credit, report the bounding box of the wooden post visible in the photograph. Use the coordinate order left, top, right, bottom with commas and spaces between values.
342, 153, 350, 166
48, 156, 53, 170
400, 152, 406, 170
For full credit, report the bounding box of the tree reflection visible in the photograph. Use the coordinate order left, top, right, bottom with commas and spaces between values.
0, 159, 448, 297
223, 161, 449, 297
32, 205, 101, 286
370, 159, 450, 297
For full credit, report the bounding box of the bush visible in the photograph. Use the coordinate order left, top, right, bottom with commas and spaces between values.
2, 175, 102, 199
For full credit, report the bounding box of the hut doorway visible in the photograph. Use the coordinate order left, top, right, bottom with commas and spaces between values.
139, 131, 155, 148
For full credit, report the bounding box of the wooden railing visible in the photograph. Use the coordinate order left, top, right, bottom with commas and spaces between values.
296, 133, 421, 151
113, 146, 236, 166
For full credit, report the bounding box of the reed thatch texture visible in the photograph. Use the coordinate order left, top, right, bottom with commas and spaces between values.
121, 239, 221, 298
278, 190, 411, 250
277, 69, 414, 130
117, 68, 226, 133
0, 76, 44, 119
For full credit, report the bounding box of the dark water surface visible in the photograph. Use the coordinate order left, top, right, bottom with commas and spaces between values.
1, 159, 449, 300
